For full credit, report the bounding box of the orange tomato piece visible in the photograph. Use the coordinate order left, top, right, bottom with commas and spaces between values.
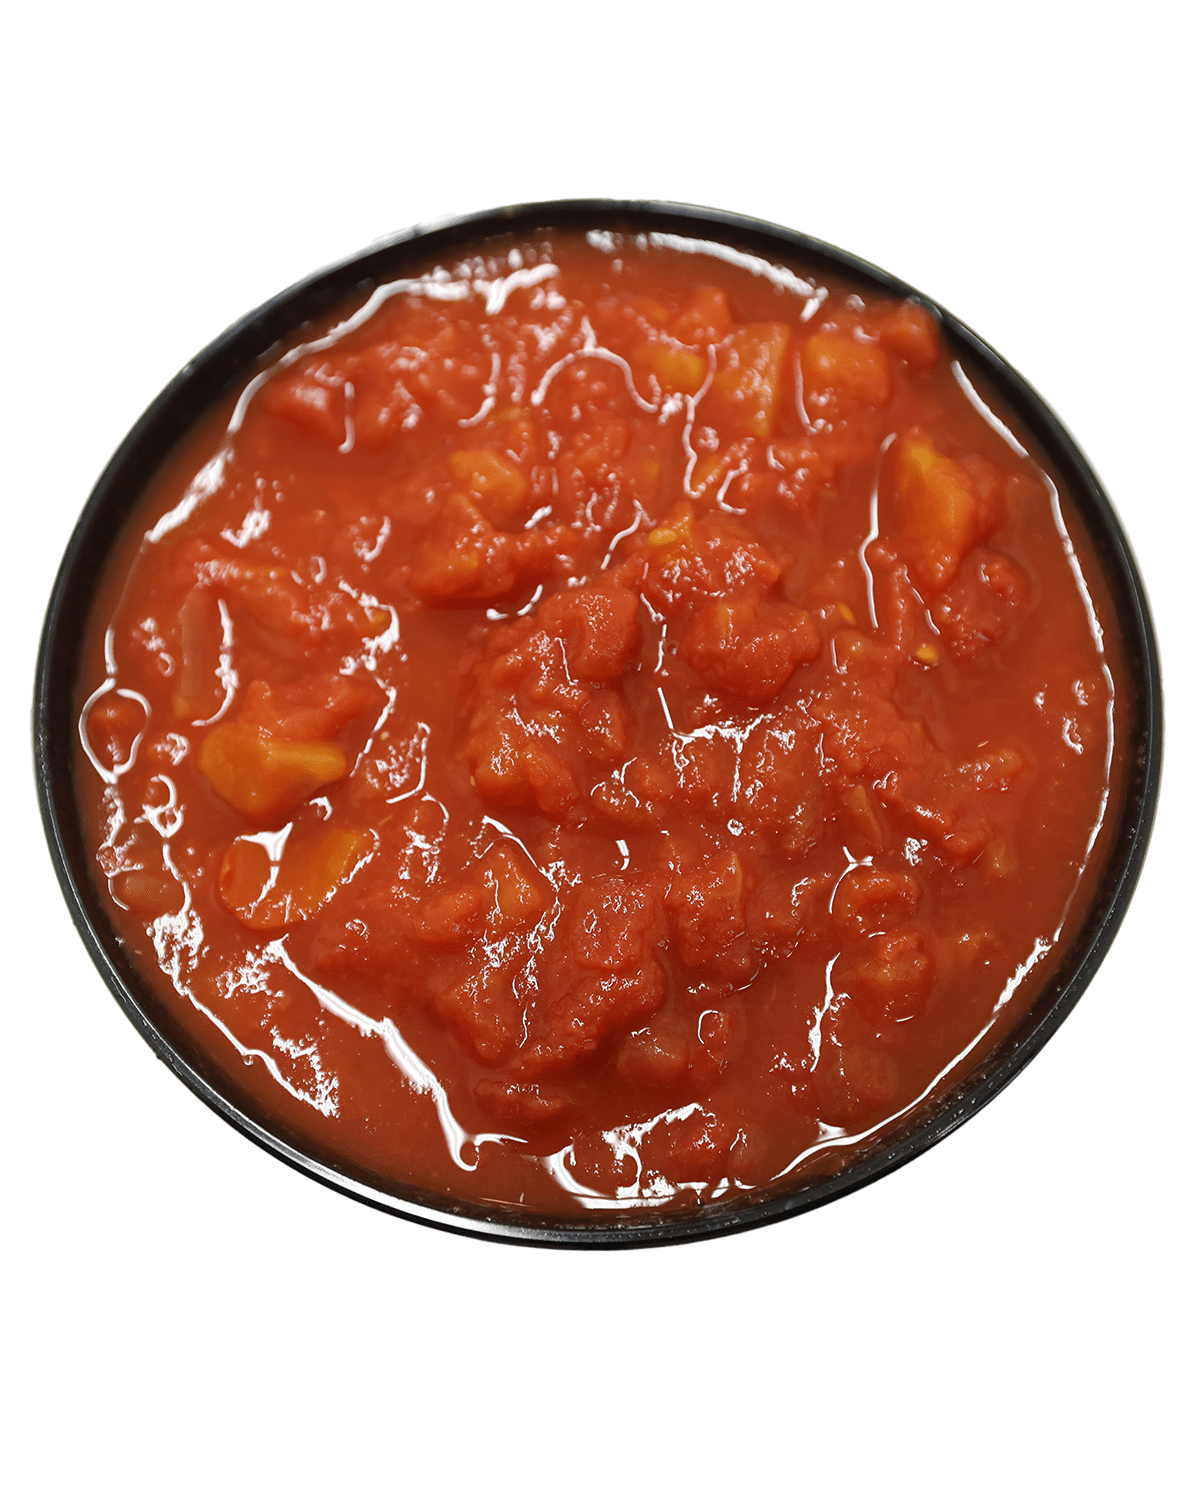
801, 330, 891, 413
670, 285, 734, 346
199, 723, 347, 822
890, 432, 980, 593
632, 339, 709, 397
703, 323, 792, 438
217, 825, 372, 930
878, 301, 941, 370
448, 447, 531, 527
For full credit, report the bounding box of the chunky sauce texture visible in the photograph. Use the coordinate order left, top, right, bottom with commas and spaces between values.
77, 231, 1122, 1215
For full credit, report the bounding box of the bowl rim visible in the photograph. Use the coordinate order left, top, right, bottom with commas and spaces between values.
33, 197, 1164, 1248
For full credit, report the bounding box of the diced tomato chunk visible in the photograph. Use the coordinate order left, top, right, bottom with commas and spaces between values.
448, 447, 531, 527
569, 414, 628, 475
847, 927, 935, 1023
416, 883, 488, 947
466, 708, 580, 816
240, 674, 374, 741
640, 508, 782, 614
474, 1079, 571, 1125
682, 596, 820, 700
617, 1018, 692, 1087
632, 338, 709, 397
832, 866, 921, 932
738, 714, 825, 854
888, 432, 980, 593
563, 876, 665, 972
641, 1108, 738, 1182
521, 962, 666, 1076
435, 969, 521, 1064
199, 723, 347, 822
218, 824, 372, 930
801, 329, 891, 414
878, 301, 941, 370
112, 868, 183, 915
702, 323, 792, 438
261, 366, 346, 445
930, 551, 1030, 660
813, 1031, 902, 1126
485, 844, 550, 931
188, 548, 389, 645
409, 492, 554, 603
670, 285, 734, 346
85, 691, 147, 774
539, 584, 642, 681
667, 851, 752, 972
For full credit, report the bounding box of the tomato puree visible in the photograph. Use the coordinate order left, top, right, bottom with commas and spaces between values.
76, 230, 1127, 1216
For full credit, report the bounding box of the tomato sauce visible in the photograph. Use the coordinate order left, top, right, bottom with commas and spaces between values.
76, 230, 1126, 1216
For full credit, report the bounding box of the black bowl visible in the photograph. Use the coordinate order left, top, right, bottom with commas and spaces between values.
34, 200, 1163, 1247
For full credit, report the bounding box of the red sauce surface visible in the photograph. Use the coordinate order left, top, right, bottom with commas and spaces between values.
77, 230, 1125, 1215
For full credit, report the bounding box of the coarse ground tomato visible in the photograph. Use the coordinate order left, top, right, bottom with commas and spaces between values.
76, 232, 1126, 1213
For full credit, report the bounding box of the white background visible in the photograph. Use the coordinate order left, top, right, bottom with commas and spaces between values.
4, 3, 1195, 1495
